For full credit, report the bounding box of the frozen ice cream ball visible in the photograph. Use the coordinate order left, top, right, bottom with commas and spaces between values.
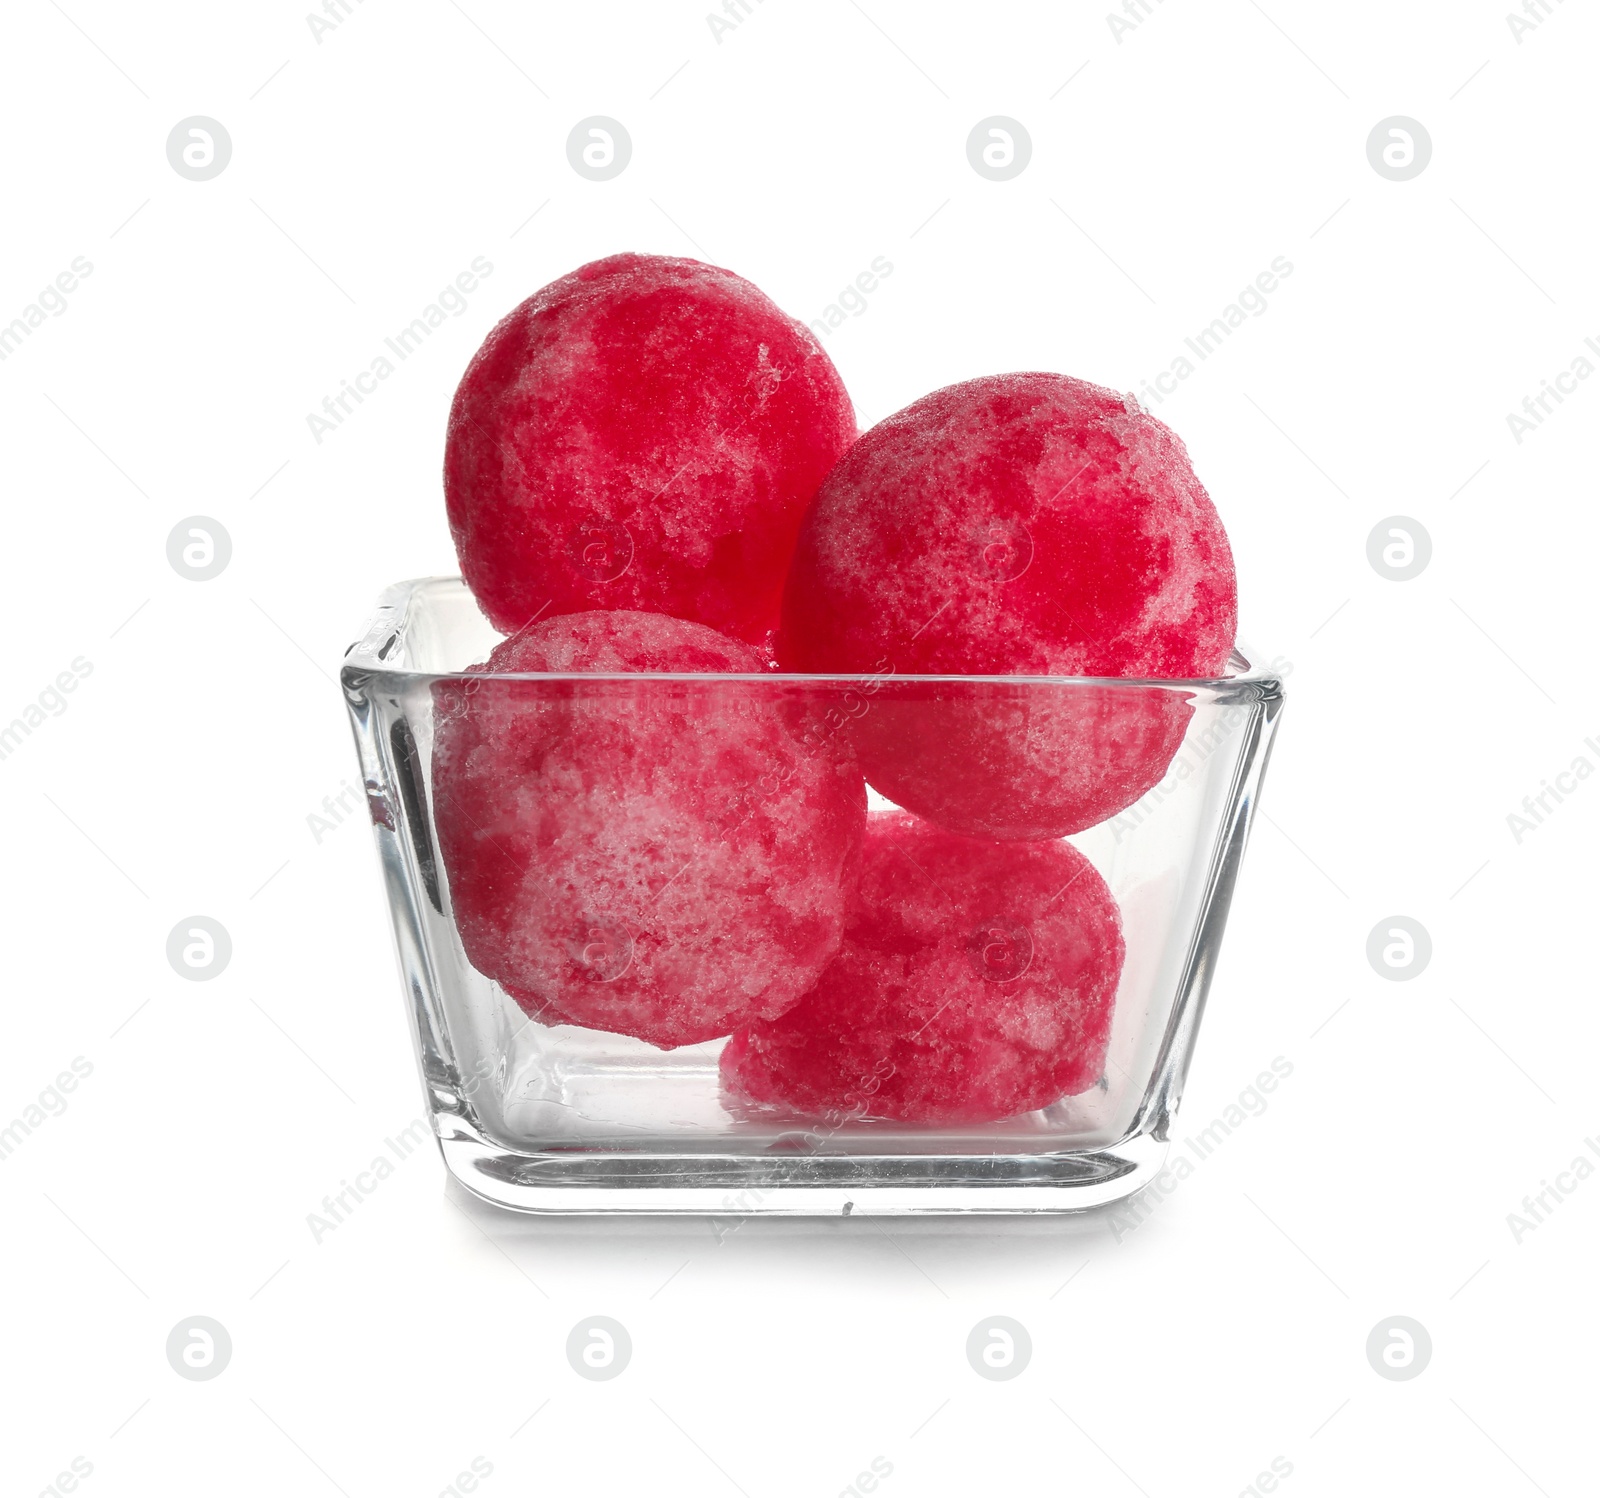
432, 610, 866, 1049
721, 812, 1125, 1123
779, 372, 1235, 837
445, 253, 856, 645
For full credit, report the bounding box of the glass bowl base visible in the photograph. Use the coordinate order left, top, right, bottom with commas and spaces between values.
436, 1112, 1171, 1215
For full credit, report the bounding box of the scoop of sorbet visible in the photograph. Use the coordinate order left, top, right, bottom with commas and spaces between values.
445, 253, 856, 645
720, 812, 1125, 1124
431, 610, 866, 1049
779, 373, 1236, 837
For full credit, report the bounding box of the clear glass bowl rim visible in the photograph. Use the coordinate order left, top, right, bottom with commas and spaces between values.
343, 577, 1284, 697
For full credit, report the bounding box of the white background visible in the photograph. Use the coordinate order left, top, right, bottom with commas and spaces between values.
2, 1, 1596, 1493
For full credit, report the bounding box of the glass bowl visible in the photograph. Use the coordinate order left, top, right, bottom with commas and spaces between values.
341, 577, 1284, 1214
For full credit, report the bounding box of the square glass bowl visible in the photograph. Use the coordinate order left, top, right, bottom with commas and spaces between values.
341, 578, 1284, 1214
